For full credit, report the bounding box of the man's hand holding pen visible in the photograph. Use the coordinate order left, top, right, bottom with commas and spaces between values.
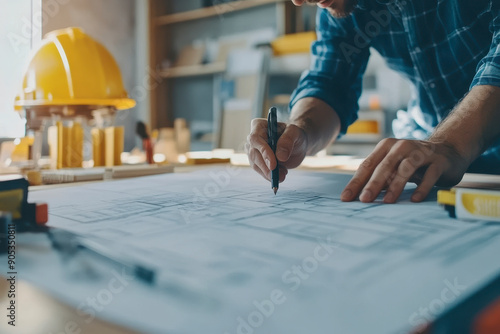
246, 118, 308, 186
247, 98, 340, 195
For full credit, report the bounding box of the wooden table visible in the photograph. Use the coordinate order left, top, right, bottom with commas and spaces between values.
0, 279, 139, 334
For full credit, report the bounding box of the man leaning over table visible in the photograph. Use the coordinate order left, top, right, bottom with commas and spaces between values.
246, 0, 500, 203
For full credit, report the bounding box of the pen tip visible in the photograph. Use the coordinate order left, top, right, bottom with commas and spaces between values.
273, 187, 278, 195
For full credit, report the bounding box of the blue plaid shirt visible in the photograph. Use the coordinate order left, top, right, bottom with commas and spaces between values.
290, 0, 500, 173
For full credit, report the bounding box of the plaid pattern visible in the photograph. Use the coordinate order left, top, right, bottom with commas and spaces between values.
290, 0, 500, 172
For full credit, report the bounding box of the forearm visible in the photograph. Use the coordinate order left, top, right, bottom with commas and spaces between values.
430, 85, 500, 165
289, 97, 341, 155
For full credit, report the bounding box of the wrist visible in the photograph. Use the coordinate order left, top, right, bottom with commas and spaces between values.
428, 134, 478, 166
289, 118, 314, 155
428, 86, 500, 167
289, 97, 341, 155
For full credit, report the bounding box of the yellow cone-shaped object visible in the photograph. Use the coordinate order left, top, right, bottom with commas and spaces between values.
14, 27, 136, 111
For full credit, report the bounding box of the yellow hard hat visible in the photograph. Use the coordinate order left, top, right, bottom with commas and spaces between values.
14, 27, 136, 111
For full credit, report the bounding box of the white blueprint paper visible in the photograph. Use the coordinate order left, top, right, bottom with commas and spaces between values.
17, 167, 500, 334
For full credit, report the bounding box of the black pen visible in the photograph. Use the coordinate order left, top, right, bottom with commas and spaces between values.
76, 237, 156, 284
267, 107, 279, 195
48, 229, 156, 284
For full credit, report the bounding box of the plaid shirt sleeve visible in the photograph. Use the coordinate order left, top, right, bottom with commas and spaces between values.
470, 1, 500, 89
289, 9, 370, 135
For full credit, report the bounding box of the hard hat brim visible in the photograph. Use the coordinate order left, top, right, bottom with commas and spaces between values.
14, 98, 136, 111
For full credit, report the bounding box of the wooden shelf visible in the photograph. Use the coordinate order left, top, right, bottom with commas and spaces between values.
160, 62, 226, 79
162, 53, 312, 79
160, 53, 312, 79
155, 0, 284, 26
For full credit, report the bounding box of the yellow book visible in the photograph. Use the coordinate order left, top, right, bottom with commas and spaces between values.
346, 120, 380, 135
271, 32, 317, 56
438, 188, 500, 222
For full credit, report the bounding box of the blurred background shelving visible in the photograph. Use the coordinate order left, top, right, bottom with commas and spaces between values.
1, 0, 412, 164
149, 0, 411, 153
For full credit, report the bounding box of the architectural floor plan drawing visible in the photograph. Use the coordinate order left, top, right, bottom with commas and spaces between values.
18, 167, 500, 334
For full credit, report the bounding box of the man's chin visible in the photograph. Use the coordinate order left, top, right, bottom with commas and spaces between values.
326, 7, 352, 18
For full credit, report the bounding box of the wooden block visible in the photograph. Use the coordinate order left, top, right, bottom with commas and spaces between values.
26, 170, 42, 186
92, 128, 105, 167
55, 122, 84, 169
155, 128, 178, 163
62, 123, 71, 168
35, 203, 49, 225
47, 125, 58, 170
105, 127, 115, 167
105, 164, 174, 179
113, 127, 124, 166
175, 118, 190, 154
70, 122, 83, 168
56, 121, 63, 169
174, 44, 205, 68
185, 157, 230, 165
176, 128, 191, 154
105, 126, 124, 167
10, 137, 34, 162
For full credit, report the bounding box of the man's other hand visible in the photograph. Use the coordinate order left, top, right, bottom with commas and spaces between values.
246, 119, 308, 183
341, 138, 469, 203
